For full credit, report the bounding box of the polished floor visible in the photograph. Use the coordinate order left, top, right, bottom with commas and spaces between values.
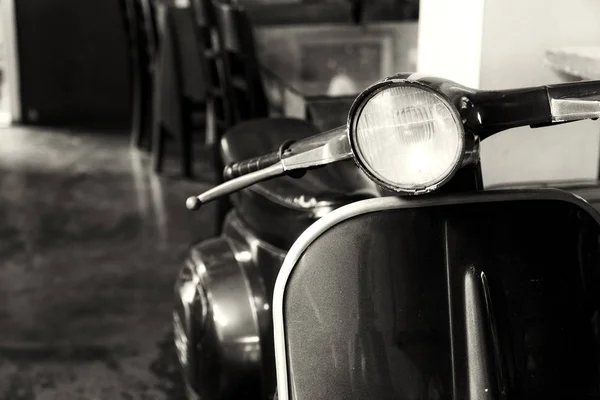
0, 126, 218, 399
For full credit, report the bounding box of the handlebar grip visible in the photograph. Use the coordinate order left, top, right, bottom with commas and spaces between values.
224, 151, 280, 180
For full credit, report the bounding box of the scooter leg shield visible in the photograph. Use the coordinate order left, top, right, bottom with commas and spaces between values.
275, 191, 600, 400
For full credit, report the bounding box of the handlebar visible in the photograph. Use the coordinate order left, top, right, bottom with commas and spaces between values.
465, 80, 600, 138
185, 75, 600, 212
186, 126, 351, 210
224, 151, 279, 180
223, 140, 296, 181
187, 163, 286, 210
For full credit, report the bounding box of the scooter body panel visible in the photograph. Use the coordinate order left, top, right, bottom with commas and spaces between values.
274, 189, 600, 400
174, 211, 285, 400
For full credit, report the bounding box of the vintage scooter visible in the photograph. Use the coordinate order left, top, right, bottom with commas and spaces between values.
174, 121, 379, 400
178, 73, 600, 400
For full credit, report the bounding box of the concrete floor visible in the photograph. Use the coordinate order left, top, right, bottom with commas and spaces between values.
0, 126, 218, 399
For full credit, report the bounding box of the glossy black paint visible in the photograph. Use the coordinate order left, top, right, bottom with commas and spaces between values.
437, 163, 484, 194
391, 74, 551, 138
220, 117, 378, 249
232, 161, 377, 250
464, 87, 550, 136
282, 195, 600, 399
546, 80, 600, 101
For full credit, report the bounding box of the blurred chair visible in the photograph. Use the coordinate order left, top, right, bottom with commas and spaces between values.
152, 3, 229, 179
190, 0, 232, 134
203, 1, 351, 232
212, 0, 270, 124
119, 0, 159, 150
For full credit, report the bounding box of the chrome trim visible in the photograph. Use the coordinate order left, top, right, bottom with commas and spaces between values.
173, 311, 189, 368
247, 167, 379, 213
273, 189, 600, 400
550, 98, 600, 122
407, 72, 432, 81
249, 184, 348, 210
464, 268, 495, 398
461, 134, 481, 167
181, 235, 264, 395
280, 125, 353, 171
347, 78, 467, 195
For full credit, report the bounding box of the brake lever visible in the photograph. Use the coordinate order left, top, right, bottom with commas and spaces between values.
186, 163, 286, 210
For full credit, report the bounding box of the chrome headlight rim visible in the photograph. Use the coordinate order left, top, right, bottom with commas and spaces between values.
347, 77, 467, 195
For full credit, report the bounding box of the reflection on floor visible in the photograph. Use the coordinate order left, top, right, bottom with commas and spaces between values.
0, 126, 218, 399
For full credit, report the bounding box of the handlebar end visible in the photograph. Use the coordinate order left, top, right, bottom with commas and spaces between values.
186, 196, 202, 211
223, 165, 233, 180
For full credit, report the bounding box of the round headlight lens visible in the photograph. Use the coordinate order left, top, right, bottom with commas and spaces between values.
352, 83, 465, 193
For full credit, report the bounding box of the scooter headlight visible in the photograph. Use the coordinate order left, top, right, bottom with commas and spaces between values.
349, 80, 465, 194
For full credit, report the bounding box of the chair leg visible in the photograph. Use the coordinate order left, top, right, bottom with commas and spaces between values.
149, 57, 163, 154
215, 197, 231, 235
211, 135, 223, 183
152, 123, 166, 174
140, 65, 158, 151
130, 58, 144, 149
180, 111, 193, 179
180, 138, 192, 179
143, 94, 154, 152
130, 99, 144, 149
205, 98, 216, 147
137, 71, 151, 150
210, 141, 230, 234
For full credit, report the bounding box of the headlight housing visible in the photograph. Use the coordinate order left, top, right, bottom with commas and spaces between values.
349, 79, 466, 194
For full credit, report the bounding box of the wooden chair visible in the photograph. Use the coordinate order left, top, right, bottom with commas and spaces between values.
212, 0, 270, 125
152, 5, 210, 178
190, 0, 232, 139
119, 0, 143, 144
153, 2, 235, 179
135, 0, 159, 148
190, 0, 235, 226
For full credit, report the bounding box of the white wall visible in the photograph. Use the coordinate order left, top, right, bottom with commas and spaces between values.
417, 0, 485, 89
418, 0, 600, 186
1, 0, 20, 122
